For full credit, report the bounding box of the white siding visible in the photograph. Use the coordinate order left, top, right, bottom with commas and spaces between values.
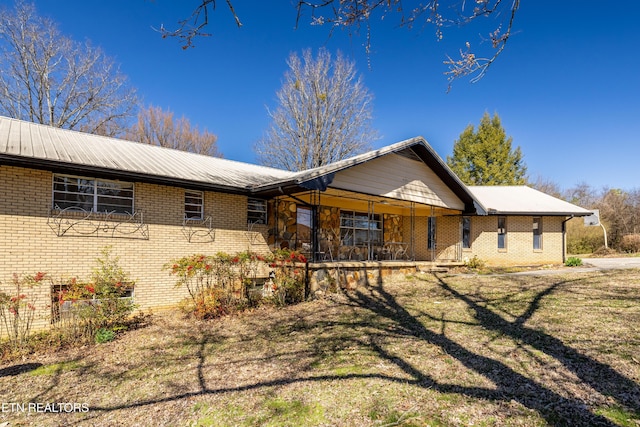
330, 153, 465, 210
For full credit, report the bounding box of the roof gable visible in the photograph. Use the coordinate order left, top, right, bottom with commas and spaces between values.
329, 153, 465, 210
252, 137, 478, 212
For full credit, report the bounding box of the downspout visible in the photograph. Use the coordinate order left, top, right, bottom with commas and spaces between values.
562, 215, 574, 264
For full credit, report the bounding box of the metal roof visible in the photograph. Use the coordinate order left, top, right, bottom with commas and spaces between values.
468, 186, 592, 216
0, 116, 295, 192
0, 117, 591, 217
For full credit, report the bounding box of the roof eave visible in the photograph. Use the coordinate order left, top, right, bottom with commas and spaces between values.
484, 210, 592, 216
0, 154, 250, 195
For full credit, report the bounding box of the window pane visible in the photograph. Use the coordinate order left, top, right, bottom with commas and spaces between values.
53, 176, 95, 211
185, 190, 203, 219
340, 211, 382, 248
498, 217, 506, 249
341, 229, 354, 246
533, 217, 542, 250
247, 198, 267, 224
462, 217, 471, 249
428, 217, 436, 250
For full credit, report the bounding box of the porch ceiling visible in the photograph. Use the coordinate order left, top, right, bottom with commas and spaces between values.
279, 188, 461, 216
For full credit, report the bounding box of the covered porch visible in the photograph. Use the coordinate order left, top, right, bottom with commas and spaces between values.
266, 188, 465, 263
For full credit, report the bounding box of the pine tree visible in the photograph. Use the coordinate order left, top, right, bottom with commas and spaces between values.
447, 112, 527, 185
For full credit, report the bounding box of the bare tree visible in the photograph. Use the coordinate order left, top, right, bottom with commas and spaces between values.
530, 176, 564, 200
0, 1, 137, 136
161, 0, 521, 87
566, 182, 600, 208
254, 48, 377, 171
125, 105, 222, 157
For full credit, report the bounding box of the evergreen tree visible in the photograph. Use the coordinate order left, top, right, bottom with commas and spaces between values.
447, 112, 527, 185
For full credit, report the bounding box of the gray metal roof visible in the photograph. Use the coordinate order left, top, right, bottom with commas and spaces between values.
0, 116, 591, 217
0, 116, 295, 191
468, 186, 592, 216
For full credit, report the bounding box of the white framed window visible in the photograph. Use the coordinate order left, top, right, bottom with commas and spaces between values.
53, 174, 134, 214
247, 198, 267, 224
533, 217, 542, 250
498, 216, 507, 250
340, 210, 382, 246
185, 190, 204, 220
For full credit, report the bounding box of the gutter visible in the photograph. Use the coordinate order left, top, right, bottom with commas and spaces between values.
0, 154, 249, 196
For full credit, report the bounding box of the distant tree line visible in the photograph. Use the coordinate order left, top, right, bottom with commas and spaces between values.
531, 179, 640, 254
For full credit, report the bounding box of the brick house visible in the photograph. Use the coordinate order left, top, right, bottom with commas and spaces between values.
0, 117, 590, 326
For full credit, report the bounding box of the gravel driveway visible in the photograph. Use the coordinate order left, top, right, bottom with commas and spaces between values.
582, 257, 640, 269
502, 257, 640, 276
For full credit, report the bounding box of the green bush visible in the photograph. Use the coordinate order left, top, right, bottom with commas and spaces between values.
565, 257, 583, 267
94, 327, 116, 344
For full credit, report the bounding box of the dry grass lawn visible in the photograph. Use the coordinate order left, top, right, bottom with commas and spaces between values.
1, 269, 639, 426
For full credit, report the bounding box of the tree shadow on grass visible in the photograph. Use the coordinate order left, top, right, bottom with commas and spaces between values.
357, 271, 640, 425
430, 273, 640, 411
84, 271, 639, 426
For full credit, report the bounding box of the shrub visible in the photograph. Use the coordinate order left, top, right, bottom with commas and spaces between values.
619, 234, 640, 253
169, 249, 307, 318
265, 249, 307, 305
55, 248, 136, 341
565, 257, 583, 267
168, 253, 241, 319
94, 327, 116, 344
0, 272, 46, 352
464, 256, 485, 270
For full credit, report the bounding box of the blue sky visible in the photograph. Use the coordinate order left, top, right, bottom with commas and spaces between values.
26, 1, 640, 191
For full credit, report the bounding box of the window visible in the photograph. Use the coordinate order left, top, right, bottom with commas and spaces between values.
428, 216, 436, 250
533, 217, 542, 250
462, 216, 471, 249
247, 198, 267, 224
53, 175, 134, 214
340, 210, 382, 246
185, 190, 204, 220
497, 216, 507, 249
297, 206, 313, 253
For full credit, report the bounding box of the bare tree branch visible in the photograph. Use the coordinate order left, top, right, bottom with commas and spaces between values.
0, 1, 138, 137
165, 1, 521, 87
158, 0, 242, 49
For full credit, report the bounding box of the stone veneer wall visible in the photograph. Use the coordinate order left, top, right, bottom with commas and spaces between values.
308, 262, 420, 295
